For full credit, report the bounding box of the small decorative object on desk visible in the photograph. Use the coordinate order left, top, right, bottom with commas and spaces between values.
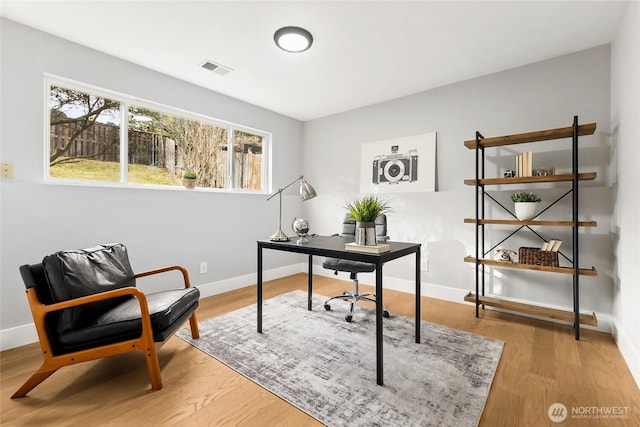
345, 242, 390, 253
291, 217, 310, 244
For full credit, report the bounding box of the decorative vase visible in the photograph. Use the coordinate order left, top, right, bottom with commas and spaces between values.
183, 178, 196, 190
515, 202, 537, 220
355, 221, 377, 246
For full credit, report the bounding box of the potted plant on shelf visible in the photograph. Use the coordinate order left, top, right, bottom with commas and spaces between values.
345, 196, 390, 245
511, 191, 541, 220
183, 171, 197, 190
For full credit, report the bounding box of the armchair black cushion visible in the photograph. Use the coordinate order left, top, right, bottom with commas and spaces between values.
42, 244, 137, 334
57, 287, 199, 352
12, 243, 200, 398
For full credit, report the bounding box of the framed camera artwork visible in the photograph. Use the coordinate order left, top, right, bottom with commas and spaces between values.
359, 131, 436, 194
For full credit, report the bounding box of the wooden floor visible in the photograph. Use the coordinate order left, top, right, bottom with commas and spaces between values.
2, 273, 639, 426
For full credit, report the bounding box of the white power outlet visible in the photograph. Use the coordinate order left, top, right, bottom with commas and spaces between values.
199, 261, 207, 274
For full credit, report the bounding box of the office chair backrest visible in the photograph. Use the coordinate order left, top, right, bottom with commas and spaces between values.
339, 213, 387, 239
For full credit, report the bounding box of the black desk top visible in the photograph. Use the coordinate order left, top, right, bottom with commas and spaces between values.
258, 235, 420, 264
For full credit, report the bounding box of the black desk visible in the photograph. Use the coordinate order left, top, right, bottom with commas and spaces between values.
257, 235, 421, 386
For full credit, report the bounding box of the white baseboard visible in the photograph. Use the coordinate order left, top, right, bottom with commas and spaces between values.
0, 263, 307, 352
0, 263, 613, 351
197, 263, 306, 299
611, 318, 640, 389
312, 267, 469, 302
0, 323, 39, 352
313, 265, 612, 334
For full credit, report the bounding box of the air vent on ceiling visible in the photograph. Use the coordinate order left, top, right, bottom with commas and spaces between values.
201, 60, 233, 76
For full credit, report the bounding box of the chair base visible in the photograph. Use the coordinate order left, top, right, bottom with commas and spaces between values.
323, 279, 389, 322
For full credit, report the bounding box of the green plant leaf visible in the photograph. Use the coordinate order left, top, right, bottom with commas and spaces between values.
511, 192, 541, 203
345, 196, 390, 222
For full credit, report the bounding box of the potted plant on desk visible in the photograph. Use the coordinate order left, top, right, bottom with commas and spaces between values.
345, 196, 390, 245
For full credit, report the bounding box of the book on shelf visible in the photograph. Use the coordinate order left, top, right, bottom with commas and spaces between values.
540, 239, 562, 252
515, 151, 533, 177
344, 242, 390, 253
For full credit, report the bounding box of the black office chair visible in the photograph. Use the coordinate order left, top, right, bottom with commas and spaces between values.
323, 214, 390, 322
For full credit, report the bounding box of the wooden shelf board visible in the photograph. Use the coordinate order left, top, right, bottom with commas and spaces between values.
464, 122, 597, 149
464, 292, 598, 326
464, 172, 597, 186
463, 218, 597, 227
464, 256, 598, 276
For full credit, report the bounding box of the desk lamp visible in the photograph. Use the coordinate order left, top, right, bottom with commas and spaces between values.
267, 175, 317, 241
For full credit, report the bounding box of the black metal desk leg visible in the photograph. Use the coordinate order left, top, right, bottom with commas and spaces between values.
307, 255, 313, 310
376, 262, 384, 386
257, 244, 263, 333
415, 247, 421, 343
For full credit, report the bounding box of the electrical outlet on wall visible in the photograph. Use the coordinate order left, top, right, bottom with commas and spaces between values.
199, 261, 207, 274
1, 163, 13, 178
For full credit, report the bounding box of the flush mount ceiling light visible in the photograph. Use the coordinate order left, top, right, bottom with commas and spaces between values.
274, 26, 313, 53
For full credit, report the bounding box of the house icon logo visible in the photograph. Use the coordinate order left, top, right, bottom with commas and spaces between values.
548, 402, 568, 423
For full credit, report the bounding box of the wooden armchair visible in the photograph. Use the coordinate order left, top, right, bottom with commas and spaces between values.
11, 243, 200, 398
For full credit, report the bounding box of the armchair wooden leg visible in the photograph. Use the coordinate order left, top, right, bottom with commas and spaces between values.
188, 312, 200, 339
11, 364, 58, 398
144, 347, 163, 390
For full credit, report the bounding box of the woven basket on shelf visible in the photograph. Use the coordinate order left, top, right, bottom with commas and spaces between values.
518, 247, 559, 267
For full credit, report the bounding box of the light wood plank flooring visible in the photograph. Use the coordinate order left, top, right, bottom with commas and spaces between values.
2, 273, 639, 426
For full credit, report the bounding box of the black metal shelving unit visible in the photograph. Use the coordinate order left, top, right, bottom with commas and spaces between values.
463, 116, 598, 340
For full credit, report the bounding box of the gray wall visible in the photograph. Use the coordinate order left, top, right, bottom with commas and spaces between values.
302, 46, 613, 323
0, 17, 628, 367
0, 19, 304, 333
611, 1, 640, 386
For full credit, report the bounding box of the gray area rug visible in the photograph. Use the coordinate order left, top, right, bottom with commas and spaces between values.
177, 290, 503, 427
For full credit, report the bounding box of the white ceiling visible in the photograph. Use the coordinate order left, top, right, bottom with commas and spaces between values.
0, 1, 627, 121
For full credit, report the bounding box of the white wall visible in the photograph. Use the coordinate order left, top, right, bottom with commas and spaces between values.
611, 1, 640, 387
0, 19, 306, 347
302, 46, 613, 329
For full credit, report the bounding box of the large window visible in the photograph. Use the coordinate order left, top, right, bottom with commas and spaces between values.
47, 79, 269, 192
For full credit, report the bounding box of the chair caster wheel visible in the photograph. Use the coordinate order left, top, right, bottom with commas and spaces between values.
345, 315, 353, 322
324, 304, 331, 311
383, 311, 390, 318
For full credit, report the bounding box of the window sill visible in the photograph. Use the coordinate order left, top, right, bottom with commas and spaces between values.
42, 178, 268, 195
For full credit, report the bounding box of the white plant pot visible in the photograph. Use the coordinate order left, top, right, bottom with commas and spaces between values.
515, 202, 538, 220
